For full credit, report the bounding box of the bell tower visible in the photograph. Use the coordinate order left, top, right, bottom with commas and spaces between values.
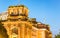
2, 5, 30, 38
8, 5, 29, 20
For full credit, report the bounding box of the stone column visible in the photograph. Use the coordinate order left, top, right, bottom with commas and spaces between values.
20, 23, 25, 38
18, 24, 21, 38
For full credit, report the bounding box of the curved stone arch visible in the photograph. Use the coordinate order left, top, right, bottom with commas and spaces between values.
11, 27, 18, 38
11, 27, 18, 35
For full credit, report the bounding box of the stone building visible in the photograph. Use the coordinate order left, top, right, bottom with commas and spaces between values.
0, 5, 52, 38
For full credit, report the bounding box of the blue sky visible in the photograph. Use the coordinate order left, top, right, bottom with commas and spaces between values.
0, 0, 60, 37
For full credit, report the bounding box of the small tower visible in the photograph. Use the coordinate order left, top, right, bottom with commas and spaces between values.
8, 5, 29, 20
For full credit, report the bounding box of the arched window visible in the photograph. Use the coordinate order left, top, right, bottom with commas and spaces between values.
12, 28, 18, 35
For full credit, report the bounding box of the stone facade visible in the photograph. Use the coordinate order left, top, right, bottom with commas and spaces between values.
0, 5, 52, 38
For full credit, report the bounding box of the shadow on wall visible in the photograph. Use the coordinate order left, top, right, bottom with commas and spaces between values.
0, 22, 8, 38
